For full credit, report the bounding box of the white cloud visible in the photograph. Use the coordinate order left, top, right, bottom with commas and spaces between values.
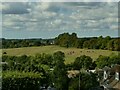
3, 21, 14, 26
2, 2, 118, 34
1, 0, 29, 2
1, 0, 119, 2
0, 3, 9, 10
110, 25, 118, 30
2, 2, 30, 14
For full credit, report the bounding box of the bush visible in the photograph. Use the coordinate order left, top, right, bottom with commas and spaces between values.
2, 71, 45, 90
3, 52, 7, 54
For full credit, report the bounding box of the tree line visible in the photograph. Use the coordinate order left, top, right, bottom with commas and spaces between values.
1, 33, 120, 51
55, 33, 120, 51
2, 51, 120, 90
1, 38, 54, 49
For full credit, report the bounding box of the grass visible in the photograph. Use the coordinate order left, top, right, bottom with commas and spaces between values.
1, 45, 119, 64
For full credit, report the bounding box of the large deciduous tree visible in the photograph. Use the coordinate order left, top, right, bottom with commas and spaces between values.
69, 72, 99, 90
52, 51, 69, 90
73, 55, 93, 70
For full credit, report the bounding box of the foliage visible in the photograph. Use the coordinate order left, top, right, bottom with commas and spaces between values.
96, 55, 110, 68
96, 54, 120, 68
2, 38, 54, 49
2, 50, 120, 90
2, 71, 44, 90
68, 77, 79, 90
2, 33, 120, 51
68, 72, 99, 90
55, 33, 78, 48
80, 72, 99, 90
52, 51, 69, 90
109, 54, 120, 65
2, 54, 53, 72
73, 55, 93, 70
2, 51, 69, 90
55, 33, 120, 51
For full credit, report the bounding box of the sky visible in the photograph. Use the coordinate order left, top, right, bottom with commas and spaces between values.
1, 1, 119, 39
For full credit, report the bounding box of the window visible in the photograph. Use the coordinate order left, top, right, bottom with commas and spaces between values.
115, 72, 119, 81
104, 71, 107, 80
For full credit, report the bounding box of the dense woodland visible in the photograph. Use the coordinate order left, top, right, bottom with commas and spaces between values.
1, 33, 120, 51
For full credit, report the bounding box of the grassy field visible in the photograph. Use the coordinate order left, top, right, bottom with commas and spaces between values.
1, 45, 119, 64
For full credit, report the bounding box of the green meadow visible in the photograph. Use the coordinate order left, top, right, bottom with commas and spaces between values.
2, 45, 119, 64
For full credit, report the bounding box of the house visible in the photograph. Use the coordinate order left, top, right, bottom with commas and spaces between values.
111, 65, 120, 89
98, 65, 120, 90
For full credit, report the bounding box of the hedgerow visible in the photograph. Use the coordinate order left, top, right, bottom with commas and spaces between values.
2, 71, 44, 90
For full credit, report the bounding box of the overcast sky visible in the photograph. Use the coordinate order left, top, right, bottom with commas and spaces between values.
1, 1, 119, 39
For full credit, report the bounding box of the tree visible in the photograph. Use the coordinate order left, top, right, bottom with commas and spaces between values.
107, 39, 115, 50
109, 54, 120, 65
73, 55, 93, 70
3, 52, 7, 54
68, 72, 99, 90
69, 76, 79, 90
114, 38, 120, 51
70, 33, 78, 47
96, 55, 110, 68
34, 53, 53, 66
83, 41, 90, 49
80, 72, 99, 90
89, 39, 97, 49
52, 51, 65, 65
55, 33, 78, 48
52, 51, 69, 90
76, 39, 84, 48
